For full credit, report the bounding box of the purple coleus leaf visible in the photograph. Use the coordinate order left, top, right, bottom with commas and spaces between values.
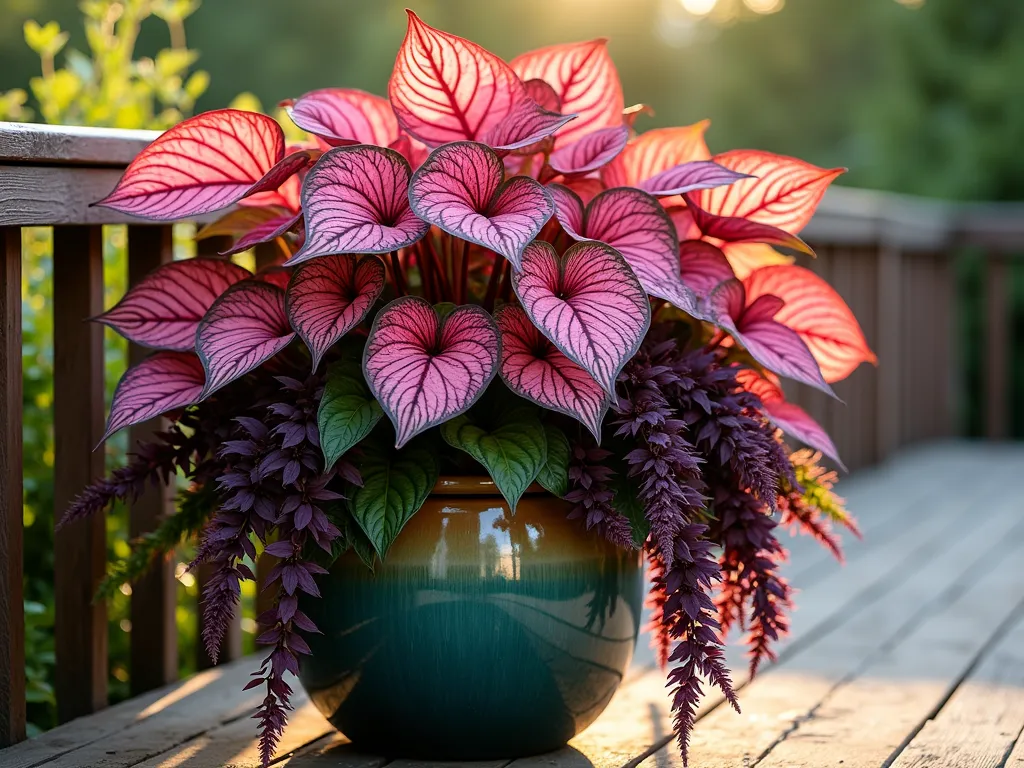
408, 141, 553, 269
220, 209, 302, 257
708, 279, 833, 397
684, 193, 815, 256
638, 160, 751, 197
548, 125, 629, 176
480, 96, 576, 152
284, 88, 399, 147
496, 304, 608, 442
286, 145, 428, 266
679, 240, 735, 298
512, 240, 650, 395
363, 297, 499, 448
550, 183, 700, 317
101, 351, 205, 443
286, 254, 386, 372
196, 281, 296, 399
95, 258, 251, 351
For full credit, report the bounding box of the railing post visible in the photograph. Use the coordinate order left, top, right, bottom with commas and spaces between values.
127, 225, 179, 694
985, 255, 1010, 439
52, 224, 107, 722
0, 226, 26, 746
876, 240, 903, 459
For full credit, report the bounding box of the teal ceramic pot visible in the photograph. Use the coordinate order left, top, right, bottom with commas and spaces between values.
298, 476, 644, 759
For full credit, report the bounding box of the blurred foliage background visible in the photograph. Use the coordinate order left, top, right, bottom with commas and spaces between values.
2, 0, 1023, 735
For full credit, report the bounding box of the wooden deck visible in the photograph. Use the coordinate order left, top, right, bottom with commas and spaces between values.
4, 441, 1024, 768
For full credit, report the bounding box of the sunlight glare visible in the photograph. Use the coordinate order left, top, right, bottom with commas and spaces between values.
679, 0, 718, 17
744, 0, 785, 13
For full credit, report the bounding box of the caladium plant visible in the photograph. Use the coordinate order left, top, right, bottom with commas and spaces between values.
72, 10, 874, 767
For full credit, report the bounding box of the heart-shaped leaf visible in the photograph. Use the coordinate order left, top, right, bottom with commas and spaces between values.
389, 10, 524, 147
552, 184, 700, 317
601, 121, 711, 189
288, 145, 428, 265
536, 422, 571, 498
101, 351, 205, 443
496, 304, 609, 441
698, 150, 844, 234
441, 410, 547, 512
363, 297, 499, 448
95, 109, 284, 219
481, 96, 575, 152
220, 209, 302, 256
239, 144, 311, 212
95, 258, 251, 351
347, 435, 438, 558
685, 193, 814, 257
735, 368, 843, 469
512, 240, 649, 395
285, 88, 399, 147
743, 265, 876, 383
679, 240, 735, 298
408, 142, 553, 269
318, 363, 384, 471
196, 281, 296, 398
524, 79, 560, 112
286, 254, 386, 372
638, 160, 751, 197
511, 40, 624, 147
709, 279, 833, 396
241, 150, 314, 202
548, 125, 629, 176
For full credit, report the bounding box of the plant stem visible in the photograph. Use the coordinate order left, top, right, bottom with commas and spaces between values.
459, 240, 471, 304
499, 259, 514, 303
390, 251, 407, 296
424, 236, 452, 301
483, 256, 505, 311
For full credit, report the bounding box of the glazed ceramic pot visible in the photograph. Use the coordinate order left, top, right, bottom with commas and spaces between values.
298, 476, 644, 759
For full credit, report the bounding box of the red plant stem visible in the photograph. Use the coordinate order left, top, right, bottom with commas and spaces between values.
389, 251, 407, 296
482, 255, 504, 312
459, 240, 471, 304
418, 243, 436, 302
423, 235, 452, 301
498, 259, 514, 303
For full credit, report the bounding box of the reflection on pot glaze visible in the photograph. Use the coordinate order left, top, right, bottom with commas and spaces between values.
299, 477, 644, 759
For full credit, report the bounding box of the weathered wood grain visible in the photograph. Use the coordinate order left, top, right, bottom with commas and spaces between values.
0, 122, 156, 165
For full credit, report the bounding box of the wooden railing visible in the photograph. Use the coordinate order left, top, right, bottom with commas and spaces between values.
1, 122, 1023, 746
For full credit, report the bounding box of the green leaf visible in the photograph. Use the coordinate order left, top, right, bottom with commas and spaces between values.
322, 501, 377, 571
609, 470, 649, 548
347, 437, 438, 559
441, 411, 547, 512
318, 364, 383, 471
536, 423, 571, 498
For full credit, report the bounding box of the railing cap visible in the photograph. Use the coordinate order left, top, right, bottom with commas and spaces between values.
0, 122, 158, 166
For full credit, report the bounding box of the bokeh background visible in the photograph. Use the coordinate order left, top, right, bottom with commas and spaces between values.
3, 0, 1022, 737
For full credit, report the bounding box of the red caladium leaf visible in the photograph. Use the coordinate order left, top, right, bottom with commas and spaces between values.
408, 142, 553, 269
638, 160, 751, 197
196, 281, 296, 399
511, 40, 624, 147
241, 150, 314, 202
734, 368, 844, 469
96, 258, 251, 351
95, 109, 284, 219
548, 125, 629, 176
287, 145, 428, 266
197, 206, 290, 240
389, 10, 523, 147
101, 351, 206, 443
684, 193, 815, 257
480, 96, 576, 152
524, 79, 561, 112
709, 279, 833, 396
721, 242, 794, 279
496, 305, 608, 442
389, 133, 430, 170
550, 184, 700, 316
286, 254, 386, 372
363, 297, 499, 448
220, 209, 302, 256
284, 88, 399, 147
743, 265, 876, 383
241, 144, 315, 212
601, 121, 711, 189
512, 240, 650, 395
679, 240, 735, 297
699, 150, 844, 234
253, 267, 292, 290
558, 176, 604, 205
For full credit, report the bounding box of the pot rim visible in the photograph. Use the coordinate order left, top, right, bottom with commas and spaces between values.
431, 475, 546, 496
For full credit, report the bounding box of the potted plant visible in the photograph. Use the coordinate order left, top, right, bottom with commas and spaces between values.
61, 11, 872, 767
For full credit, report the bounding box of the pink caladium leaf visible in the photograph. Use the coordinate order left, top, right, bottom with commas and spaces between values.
220, 209, 302, 256
679, 240, 735, 297
548, 125, 629, 176
638, 160, 751, 197
284, 88, 399, 147
241, 150, 315, 202
480, 96, 576, 152
389, 133, 430, 170
512, 240, 650, 395
524, 79, 561, 112
684, 193, 815, 257
734, 368, 844, 469
363, 297, 499, 448
388, 10, 524, 147
409, 142, 553, 269
101, 351, 206, 444
286, 254, 386, 372
287, 145, 428, 265
743, 265, 877, 383
511, 40, 624, 147
95, 109, 284, 219
496, 305, 608, 442
709, 279, 833, 397
551, 184, 700, 317
95, 258, 251, 351
196, 281, 296, 399
253, 268, 292, 290
601, 121, 711, 189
